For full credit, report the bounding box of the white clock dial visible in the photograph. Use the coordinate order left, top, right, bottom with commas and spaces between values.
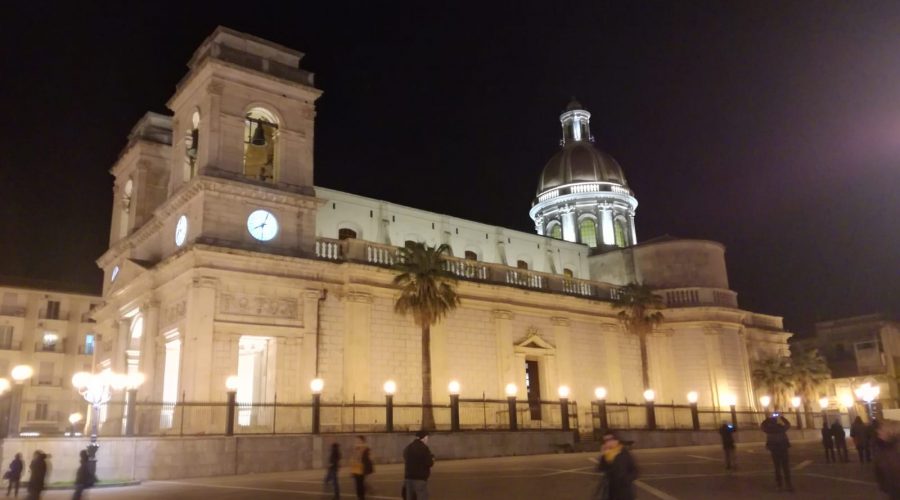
247, 209, 279, 241
174, 215, 188, 247
111, 265, 120, 282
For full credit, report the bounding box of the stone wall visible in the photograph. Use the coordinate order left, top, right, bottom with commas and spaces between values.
0, 430, 574, 483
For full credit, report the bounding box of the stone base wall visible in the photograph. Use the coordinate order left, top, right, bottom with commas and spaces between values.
0, 430, 574, 484
600, 428, 820, 450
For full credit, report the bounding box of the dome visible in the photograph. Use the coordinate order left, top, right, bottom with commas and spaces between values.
537, 141, 628, 194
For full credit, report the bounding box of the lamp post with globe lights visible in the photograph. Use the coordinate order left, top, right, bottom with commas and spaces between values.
819, 397, 830, 425
68, 412, 83, 436
448, 380, 460, 432
594, 387, 609, 432
505, 383, 518, 431
7, 365, 33, 437
558, 386, 571, 432
759, 395, 771, 413
383, 380, 396, 432
856, 382, 881, 420
791, 396, 803, 429
72, 371, 127, 463
643, 389, 656, 430
687, 391, 700, 430
310, 378, 324, 434
724, 394, 738, 427
225, 376, 239, 436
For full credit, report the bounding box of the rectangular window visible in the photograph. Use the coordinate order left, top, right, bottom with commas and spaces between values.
46, 301, 60, 319
35, 400, 49, 421
83, 334, 95, 355
1, 293, 18, 315
38, 362, 53, 385
160, 338, 181, 429
42, 332, 59, 352
0, 325, 12, 349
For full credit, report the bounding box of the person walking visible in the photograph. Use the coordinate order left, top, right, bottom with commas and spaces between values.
596, 432, 638, 500
72, 450, 96, 500
323, 442, 341, 499
403, 430, 435, 500
24, 451, 47, 500
850, 416, 872, 463
349, 436, 373, 499
718, 422, 737, 469
831, 420, 849, 462
873, 419, 900, 499
5, 453, 23, 497
760, 412, 793, 492
821, 420, 836, 463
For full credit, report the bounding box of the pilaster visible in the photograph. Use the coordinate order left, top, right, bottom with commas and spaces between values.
551, 317, 573, 391
183, 276, 218, 401
493, 310, 515, 398
138, 299, 160, 401
342, 291, 372, 401
603, 325, 624, 401
300, 289, 323, 398
704, 327, 724, 408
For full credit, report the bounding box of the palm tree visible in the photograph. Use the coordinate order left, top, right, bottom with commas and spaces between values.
751, 355, 794, 410
612, 283, 665, 391
790, 348, 831, 424
393, 243, 461, 430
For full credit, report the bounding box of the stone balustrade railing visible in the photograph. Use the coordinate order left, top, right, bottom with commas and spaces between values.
314, 237, 615, 300
660, 287, 738, 308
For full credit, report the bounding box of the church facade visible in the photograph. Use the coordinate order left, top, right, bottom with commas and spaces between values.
92, 27, 790, 433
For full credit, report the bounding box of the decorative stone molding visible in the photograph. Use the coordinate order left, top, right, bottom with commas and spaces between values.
192, 276, 219, 289
206, 80, 225, 95
345, 291, 373, 304
492, 310, 513, 320
218, 292, 299, 319
550, 316, 570, 327
162, 301, 186, 326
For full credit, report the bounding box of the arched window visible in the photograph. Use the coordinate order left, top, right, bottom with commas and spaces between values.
548, 223, 562, 240
563, 268, 574, 278
338, 228, 357, 240
464, 251, 478, 261
579, 219, 597, 248
614, 219, 627, 248
516, 260, 529, 270
243, 108, 279, 182
119, 178, 133, 239
184, 110, 200, 181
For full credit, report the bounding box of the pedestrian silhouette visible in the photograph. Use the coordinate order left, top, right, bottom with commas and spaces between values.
323, 442, 340, 499
718, 422, 737, 469
831, 420, 849, 462
5, 452, 23, 497
760, 412, 793, 492
850, 416, 872, 463
821, 420, 836, 463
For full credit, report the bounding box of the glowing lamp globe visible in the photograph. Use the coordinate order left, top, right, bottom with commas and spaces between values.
686, 391, 699, 404
724, 394, 738, 407
819, 397, 829, 410
11, 365, 33, 383
759, 395, 771, 408
840, 395, 854, 409
505, 383, 518, 398
72, 372, 92, 390
383, 380, 397, 395
643, 389, 655, 402
790, 396, 801, 409
68, 412, 83, 425
448, 380, 460, 395
558, 385, 571, 399
0, 378, 10, 394
310, 378, 324, 394
594, 387, 607, 400
126, 372, 146, 390
225, 375, 240, 392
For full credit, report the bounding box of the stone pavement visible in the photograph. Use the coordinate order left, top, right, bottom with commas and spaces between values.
38, 441, 883, 499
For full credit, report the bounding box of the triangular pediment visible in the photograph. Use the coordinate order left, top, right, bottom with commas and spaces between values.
515, 333, 555, 350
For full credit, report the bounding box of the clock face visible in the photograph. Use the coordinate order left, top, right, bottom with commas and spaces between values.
174, 215, 188, 247
110, 265, 120, 282
247, 209, 278, 241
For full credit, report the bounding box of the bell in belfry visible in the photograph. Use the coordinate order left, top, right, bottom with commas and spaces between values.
250, 121, 266, 146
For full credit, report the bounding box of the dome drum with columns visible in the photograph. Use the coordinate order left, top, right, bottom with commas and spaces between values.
529, 100, 638, 251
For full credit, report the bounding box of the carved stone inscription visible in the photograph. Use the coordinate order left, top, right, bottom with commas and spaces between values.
218, 293, 299, 320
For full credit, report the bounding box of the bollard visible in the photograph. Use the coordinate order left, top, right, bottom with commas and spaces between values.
385, 394, 394, 433
450, 394, 460, 432
225, 390, 236, 436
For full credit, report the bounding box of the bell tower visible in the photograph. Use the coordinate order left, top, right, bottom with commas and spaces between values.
167, 27, 320, 195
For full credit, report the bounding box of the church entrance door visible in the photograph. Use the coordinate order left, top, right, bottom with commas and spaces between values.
526, 360, 542, 420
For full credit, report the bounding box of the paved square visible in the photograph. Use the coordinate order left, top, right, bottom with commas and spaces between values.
39, 441, 883, 499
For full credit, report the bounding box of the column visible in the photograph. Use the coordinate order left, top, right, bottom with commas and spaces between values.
431, 320, 449, 408
704, 327, 724, 408
561, 207, 577, 243
493, 310, 515, 398
138, 300, 160, 401
342, 291, 372, 401
551, 317, 573, 391
300, 290, 323, 399
627, 210, 638, 245
736, 329, 754, 408
183, 277, 218, 401
602, 324, 624, 401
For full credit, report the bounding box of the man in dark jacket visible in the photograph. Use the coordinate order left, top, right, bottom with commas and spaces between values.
6, 452, 23, 497
831, 420, 849, 462
597, 432, 638, 500
403, 430, 435, 500
72, 449, 97, 500
760, 413, 793, 492
873, 419, 900, 499
821, 420, 836, 463
850, 416, 872, 463
25, 451, 47, 500
718, 422, 737, 469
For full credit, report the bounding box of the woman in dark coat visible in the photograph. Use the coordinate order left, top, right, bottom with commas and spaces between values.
597, 432, 638, 500
850, 416, 871, 463
6, 453, 23, 497
821, 420, 836, 463
72, 449, 96, 500
831, 420, 849, 462
25, 451, 47, 500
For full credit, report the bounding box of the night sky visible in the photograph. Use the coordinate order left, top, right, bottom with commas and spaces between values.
1, 2, 897, 335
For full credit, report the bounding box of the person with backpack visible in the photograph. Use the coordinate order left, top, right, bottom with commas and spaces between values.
5, 453, 23, 497
25, 451, 48, 500
350, 436, 373, 499
72, 449, 96, 500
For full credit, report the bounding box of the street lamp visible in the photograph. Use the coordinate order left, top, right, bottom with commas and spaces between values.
448, 380, 461, 432
310, 378, 324, 434
594, 387, 609, 432
724, 394, 738, 428
7, 365, 33, 437
791, 396, 803, 429
225, 376, 239, 436
383, 380, 396, 432
856, 383, 880, 420
558, 386, 571, 432
643, 389, 656, 430
505, 383, 518, 431
687, 391, 700, 430
72, 371, 125, 465
819, 397, 830, 426
68, 412, 83, 436
759, 395, 771, 411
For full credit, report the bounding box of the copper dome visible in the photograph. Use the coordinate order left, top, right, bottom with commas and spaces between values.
536, 142, 628, 195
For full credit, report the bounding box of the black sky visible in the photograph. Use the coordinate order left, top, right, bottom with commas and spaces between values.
1, 1, 897, 335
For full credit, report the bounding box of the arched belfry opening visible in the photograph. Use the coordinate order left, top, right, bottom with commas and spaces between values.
243, 107, 279, 182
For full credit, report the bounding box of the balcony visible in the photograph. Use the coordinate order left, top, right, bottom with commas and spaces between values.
661, 287, 738, 308
0, 306, 26, 317
0, 341, 22, 351
32, 377, 63, 387
314, 237, 617, 301
38, 310, 68, 321
35, 339, 66, 354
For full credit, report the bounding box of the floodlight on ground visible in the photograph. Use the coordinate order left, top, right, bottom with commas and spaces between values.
558, 385, 570, 399
68, 412, 83, 425
383, 380, 397, 395
594, 387, 607, 400
790, 396, 801, 409
505, 383, 518, 398
759, 395, 771, 408
310, 378, 324, 394
225, 375, 240, 392
643, 389, 655, 402
687, 391, 698, 404
11, 365, 33, 383
448, 380, 460, 395
819, 397, 829, 410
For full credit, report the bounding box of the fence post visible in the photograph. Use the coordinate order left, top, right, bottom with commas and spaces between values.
225, 390, 236, 436
385, 394, 394, 433
559, 397, 570, 432
507, 396, 518, 431
646, 401, 657, 430
690, 402, 700, 431
450, 394, 460, 432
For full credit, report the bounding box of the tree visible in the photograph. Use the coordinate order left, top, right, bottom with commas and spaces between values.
612, 283, 665, 391
790, 348, 831, 424
393, 243, 461, 430
751, 355, 794, 410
